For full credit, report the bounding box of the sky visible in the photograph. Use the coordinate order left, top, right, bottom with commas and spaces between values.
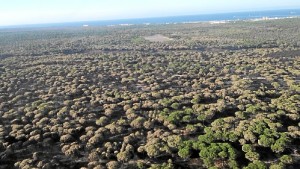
0, 0, 300, 26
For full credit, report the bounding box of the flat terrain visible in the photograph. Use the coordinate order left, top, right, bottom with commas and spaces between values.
144, 34, 173, 42
0, 18, 299, 169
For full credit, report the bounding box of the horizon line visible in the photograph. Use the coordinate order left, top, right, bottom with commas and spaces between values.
1, 8, 300, 29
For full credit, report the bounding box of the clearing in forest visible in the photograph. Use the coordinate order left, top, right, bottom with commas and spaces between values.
144, 34, 173, 42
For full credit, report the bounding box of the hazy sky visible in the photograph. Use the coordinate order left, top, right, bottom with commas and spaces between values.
1, 0, 300, 26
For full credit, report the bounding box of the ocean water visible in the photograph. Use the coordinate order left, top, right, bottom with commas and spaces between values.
2, 9, 300, 29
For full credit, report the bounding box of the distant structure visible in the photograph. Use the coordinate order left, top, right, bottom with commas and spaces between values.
83, 25, 89, 27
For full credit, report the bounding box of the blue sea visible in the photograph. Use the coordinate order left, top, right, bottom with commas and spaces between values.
2, 9, 300, 29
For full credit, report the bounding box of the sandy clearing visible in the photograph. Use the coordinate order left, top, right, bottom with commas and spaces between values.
144, 34, 173, 42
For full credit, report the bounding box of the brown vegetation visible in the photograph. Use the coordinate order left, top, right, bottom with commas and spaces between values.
0, 18, 300, 168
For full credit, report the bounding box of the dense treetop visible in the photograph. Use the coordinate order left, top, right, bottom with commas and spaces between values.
0, 18, 299, 169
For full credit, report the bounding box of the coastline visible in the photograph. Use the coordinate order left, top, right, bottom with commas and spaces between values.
1, 9, 300, 29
